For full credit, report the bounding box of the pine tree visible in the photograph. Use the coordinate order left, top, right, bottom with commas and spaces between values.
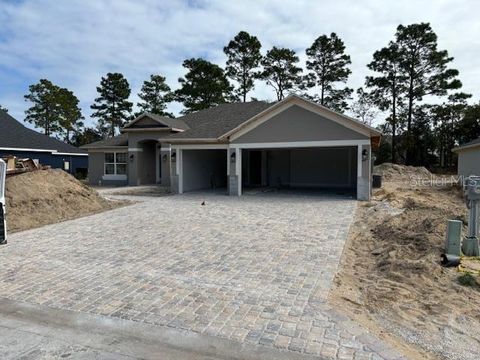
260, 47, 302, 101
175, 58, 233, 113
224, 31, 262, 102
91, 73, 133, 137
350, 88, 377, 126
57, 88, 84, 143
137, 74, 172, 117
305, 33, 353, 111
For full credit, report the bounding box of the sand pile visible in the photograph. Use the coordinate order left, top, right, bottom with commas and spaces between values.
374, 162, 432, 180
5, 169, 124, 232
331, 178, 480, 360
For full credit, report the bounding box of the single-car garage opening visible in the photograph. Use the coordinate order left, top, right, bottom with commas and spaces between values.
242, 147, 357, 196
182, 149, 227, 193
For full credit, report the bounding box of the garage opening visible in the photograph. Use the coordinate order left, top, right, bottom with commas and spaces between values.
242, 147, 357, 195
182, 149, 227, 193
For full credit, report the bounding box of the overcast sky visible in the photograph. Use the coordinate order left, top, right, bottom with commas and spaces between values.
0, 0, 479, 129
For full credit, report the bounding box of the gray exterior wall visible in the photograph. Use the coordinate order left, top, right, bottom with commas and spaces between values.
87, 150, 128, 186
182, 150, 227, 192
357, 144, 371, 201
458, 147, 480, 177
233, 105, 368, 143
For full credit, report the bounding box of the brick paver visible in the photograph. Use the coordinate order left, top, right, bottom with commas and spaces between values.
0, 192, 403, 359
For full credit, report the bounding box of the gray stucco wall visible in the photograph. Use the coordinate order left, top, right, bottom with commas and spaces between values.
182, 150, 227, 192
88, 151, 128, 186
458, 148, 480, 177
356, 144, 371, 201
233, 105, 368, 143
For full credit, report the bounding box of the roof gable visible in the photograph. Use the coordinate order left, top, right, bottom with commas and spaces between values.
123, 113, 189, 131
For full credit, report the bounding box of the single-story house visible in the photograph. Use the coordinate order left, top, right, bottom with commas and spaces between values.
453, 137, 480, 178
0, 110, 88, 176
82, 95, 381, 200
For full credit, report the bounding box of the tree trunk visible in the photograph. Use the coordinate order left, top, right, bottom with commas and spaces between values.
391, 86, 397, 164
405, 76, 414, 165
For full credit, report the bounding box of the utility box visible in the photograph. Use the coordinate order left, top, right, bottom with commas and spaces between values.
445, 219, 462, 256
0, 159, 6, 244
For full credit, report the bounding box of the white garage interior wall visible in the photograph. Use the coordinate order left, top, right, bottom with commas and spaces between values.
182, 149, 227, 192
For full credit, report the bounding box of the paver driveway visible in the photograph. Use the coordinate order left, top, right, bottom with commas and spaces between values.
0, 192, 399, 359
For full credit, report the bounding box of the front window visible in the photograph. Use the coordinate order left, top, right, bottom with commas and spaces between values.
105, 152, 127, 175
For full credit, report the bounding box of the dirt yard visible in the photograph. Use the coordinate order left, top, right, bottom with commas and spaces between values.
5, 169, 127, 233
331, 163, 480, 360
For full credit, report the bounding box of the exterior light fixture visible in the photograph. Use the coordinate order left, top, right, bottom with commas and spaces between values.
362, 149, 368, 161
129, 154, 134, 162
162, 154, 167, 162
171, 152, 176, 162
230, 151, 236, 163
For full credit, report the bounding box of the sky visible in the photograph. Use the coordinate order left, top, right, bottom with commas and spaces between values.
0, 0, 479, 129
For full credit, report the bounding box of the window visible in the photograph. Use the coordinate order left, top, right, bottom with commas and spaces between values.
104, 152, 127, 175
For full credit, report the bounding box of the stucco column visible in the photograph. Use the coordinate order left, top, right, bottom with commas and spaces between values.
160, 144, 171, 186
356, 144, 371, 201
170, 148, 182, 194
228, 147, 242, 196
128, 144, 142, 186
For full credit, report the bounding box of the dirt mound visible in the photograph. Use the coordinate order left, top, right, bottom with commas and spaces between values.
5, 169, 123, 233
374, 162, 432, 180
331, 179, 480, 359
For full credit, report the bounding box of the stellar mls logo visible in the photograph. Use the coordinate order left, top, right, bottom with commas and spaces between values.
409, 174, 465, 187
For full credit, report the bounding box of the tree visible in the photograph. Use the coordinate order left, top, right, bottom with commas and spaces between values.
223, 31, 262, 102
91, 73, 133, 137
137, 74, 173, 117
57, 88, 84, 144
431, 92, 471, 167
260, 47, 302, 101
366, 43, 407, 163
350, 88, 378, 126
0, 104, 7, 113
457, 102, 480, 146
395, 23, 462, 164
24, 79, 62, 136
71, 127, 103, 147
305, 33, 353, 111
175, 58, 233, 113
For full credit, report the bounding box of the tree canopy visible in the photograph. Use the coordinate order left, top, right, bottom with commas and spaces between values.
175, 58, 233, 113
223, 31, 262, 102
90, 72, 133, 137
260, 47, 302, 101
305, 33, 353, 111
137, 74, 173, 117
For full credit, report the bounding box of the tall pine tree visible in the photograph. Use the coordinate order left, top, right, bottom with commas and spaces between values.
91, 73, 133, 137
137, 74, 172, 117
305, 33, 353, 111
175, 58, 233, 114
395, 23, 462, 164
223, 31, 262, 102
260, 47, 302, 101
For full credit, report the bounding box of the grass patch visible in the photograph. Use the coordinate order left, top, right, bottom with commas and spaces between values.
458, 272, 479, 288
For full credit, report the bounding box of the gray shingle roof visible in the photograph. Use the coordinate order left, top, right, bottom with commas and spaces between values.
0, 110, 86, 154
161, 101, 274, 140
80, 133, 128, 149
145, 113, 189, 130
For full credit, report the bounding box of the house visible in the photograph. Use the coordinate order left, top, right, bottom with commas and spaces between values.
82, 95, 381, 200
453, 137, 480, 178
0, 110, 88, 176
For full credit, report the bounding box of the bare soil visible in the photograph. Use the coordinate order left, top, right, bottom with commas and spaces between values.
5, 169, 128, 233
331, 163, 480, 360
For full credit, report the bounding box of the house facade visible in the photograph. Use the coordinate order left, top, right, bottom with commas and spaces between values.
0, 110, 88, 176
453, 137, 480, 178
82, 95, 381, 200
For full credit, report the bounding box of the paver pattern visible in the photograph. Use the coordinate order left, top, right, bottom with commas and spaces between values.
0, 192, 402, 359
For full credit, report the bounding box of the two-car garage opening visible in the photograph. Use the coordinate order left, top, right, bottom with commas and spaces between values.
179, 146, 358, 197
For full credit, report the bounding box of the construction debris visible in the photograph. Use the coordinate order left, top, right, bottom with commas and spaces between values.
2, 155, 49, 176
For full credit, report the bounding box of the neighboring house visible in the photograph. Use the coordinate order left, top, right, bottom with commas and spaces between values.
82, 95, 381, 200
0, 110, 88, 176
453, 137, 480, 178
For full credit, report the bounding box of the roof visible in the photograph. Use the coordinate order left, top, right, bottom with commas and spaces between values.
453, 137, 480, 153
159, 101, 274, 140
123, 113, 189, 131
0, 110, 87, 155
80, 133, 128, 149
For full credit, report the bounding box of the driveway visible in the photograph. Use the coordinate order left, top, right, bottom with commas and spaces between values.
0, 192, 401, 359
